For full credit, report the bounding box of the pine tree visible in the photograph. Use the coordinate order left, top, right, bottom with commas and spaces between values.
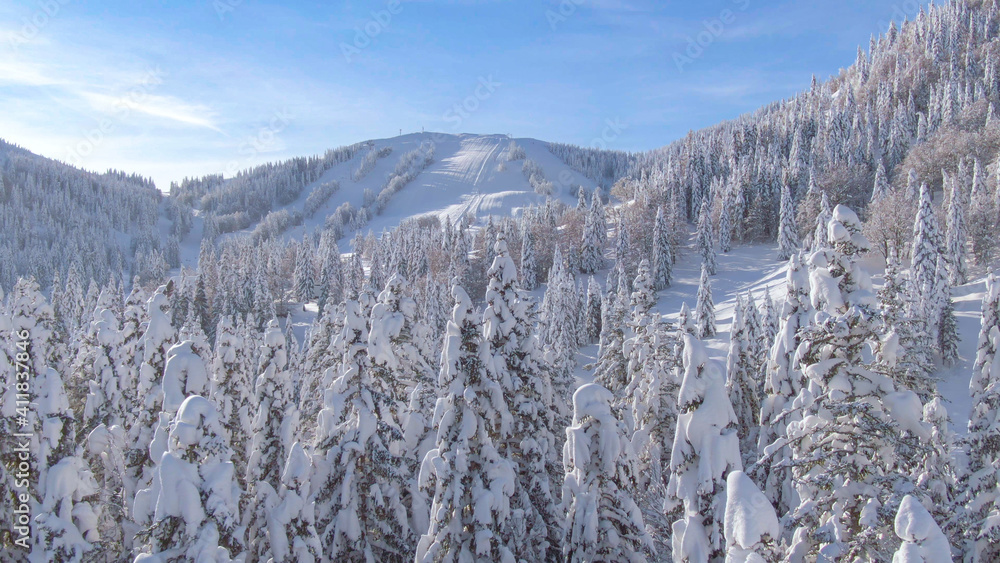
936, 256, 960, 367
695, 264, 716, 338
540, 247, 578, 401
719, 201, 733, 254
811, 191, 832, 252
726, 296, 760, 463
31, 365, 101, 562
520, 229, 538, 291
784, 205, 920, 561
245, 319, 301, 560
910, 184, 944, 349
416, 284, 516, 563
755, 253, 811, 515
968, 158, 995, 265
132, 396, 243, 562
594, 286, 629, 395
584, 276, 602, 344
943, 174, 969, 286
311, 293, 414, 561
964, 272, 1000, 561
127, 286, 175, 524
482, 236, 561, 561
210, 315, 253, 494
80, 308, 126, 433
777, 183, 800, 261
653, 206, 673, 289
697, 198, 717, 276
666, 334, 743, 562
580, 194, 606, 275
562, 384, 652, 562
266, 442, 323, 562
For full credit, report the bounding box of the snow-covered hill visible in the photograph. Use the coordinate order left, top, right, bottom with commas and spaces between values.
188, 132, 600, 263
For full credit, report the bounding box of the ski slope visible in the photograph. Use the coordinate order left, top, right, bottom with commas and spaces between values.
202, 132, 598, 255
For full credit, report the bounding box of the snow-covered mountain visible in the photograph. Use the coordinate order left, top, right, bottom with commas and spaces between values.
172, 132, 606, 264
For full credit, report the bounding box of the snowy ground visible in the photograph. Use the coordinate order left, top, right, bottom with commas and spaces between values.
573, 234, 984, 434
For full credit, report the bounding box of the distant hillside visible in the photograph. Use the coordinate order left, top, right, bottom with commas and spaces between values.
0, 139, 161, 290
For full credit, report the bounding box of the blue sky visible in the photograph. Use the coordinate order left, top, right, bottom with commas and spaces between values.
0, 0, 919, 190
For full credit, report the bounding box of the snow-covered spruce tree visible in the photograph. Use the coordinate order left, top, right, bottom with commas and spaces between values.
965, 276, 1000, 561
580, 192, 606, 275
127, 286, 175, 521
909, 184, 944, 350
875, 244, 935, 401
625, 310, 681, 537
697, 198, 717, 276
629, 259, 656, 326
970, 271, 1000, 410
209, 315, 253, 493
132, 396, 242, 562
118, 277, 149, 426
935, 255, 960, 368
81, 308, 127, 433
723, 471, 781, 563
263, 442, 322, 562
968, 158, 995, 265
562, 384, 652, 562
755, 253, 811, 515
594, 286, 629, 395
584, 276, 602, 344
811, 191, 832, 252
891, 495, 953, 563
652, 206, 673, 289
368, 273, 434, 416
293, 242, 316, 303
416, 284, 516, 563
30, 365, 101, 563
777, 183, 800, 261
695, 263, 716, 339
540, 246, 578, 401
161, 340, 211, 416
245, 319, 301, 561
312, 293, 413, 561
719, 201, 733, 254
482, 236, 561, 561
761, 290, 778, 346
666, 334, 742, 563
368, 273, 436, 540
615, 216, 633, 281
726, 296, 760, 464
784, 205, 920, 562
520, 228, 538, 291
943, 174, 968, 286
677, 302, 696, 335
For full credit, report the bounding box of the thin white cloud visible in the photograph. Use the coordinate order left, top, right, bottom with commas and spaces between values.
80, 91, 222, 133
